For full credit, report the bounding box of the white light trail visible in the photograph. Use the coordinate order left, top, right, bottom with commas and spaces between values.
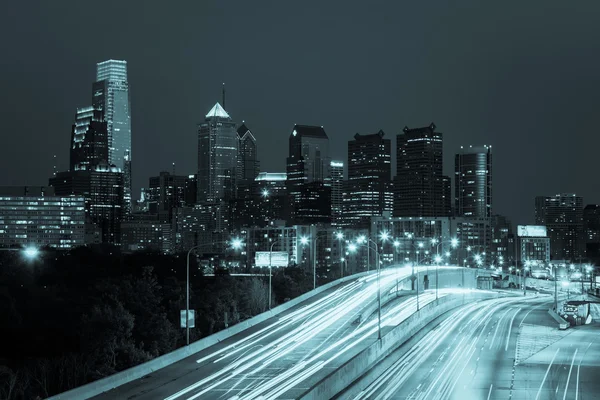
535, 347, 560, 400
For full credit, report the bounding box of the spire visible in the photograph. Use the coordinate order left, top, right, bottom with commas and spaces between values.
222, 82, 226, 109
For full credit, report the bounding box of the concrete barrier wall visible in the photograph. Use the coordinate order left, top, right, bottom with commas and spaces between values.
548, 308, 570, 330
299, 292, 488, 400
48, 271, 372, 400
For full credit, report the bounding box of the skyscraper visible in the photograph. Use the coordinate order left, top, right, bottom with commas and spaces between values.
237, 123, 260, 188
535, 193, 584, 261
70, 106, 108, 171
197, 103, 239, 202
455, 145, 492, 218
92, 60, 132, 212
344, 131, 392, 228
286, 125, 331, 224
330, 161, 344, 227
394, 123, 451, 217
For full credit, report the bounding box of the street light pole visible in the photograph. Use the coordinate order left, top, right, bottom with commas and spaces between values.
268, 240, 280, 310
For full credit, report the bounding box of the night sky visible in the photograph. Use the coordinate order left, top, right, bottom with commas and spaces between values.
1, 0, 599, 225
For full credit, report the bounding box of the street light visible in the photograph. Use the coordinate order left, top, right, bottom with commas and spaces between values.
268, 238, 281, 310
335, 232, 344, 278
300, 236, 317, 289
434, 254, 442, 299
186, 238, 243, 345
0, 246, 41, 261
350, 237, 382, 340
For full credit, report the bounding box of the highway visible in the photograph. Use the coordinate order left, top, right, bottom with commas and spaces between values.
346, 293, 600, 400
92, 266, 467, 400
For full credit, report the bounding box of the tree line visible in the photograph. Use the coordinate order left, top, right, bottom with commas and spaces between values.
0, 246, 315, 399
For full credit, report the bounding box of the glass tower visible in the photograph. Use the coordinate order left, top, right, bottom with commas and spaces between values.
197, 103, 239, 202
92, 59, 132, 212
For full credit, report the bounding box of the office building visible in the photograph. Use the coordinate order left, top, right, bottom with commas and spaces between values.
70, 106, 108, 171
237, 123, 259, 194
50, 165, 124, 244
583, 204, 600, 260
535, 193, 584, 261
253, 172, 288, 226
92, 60, 132, 212
394, 123, 451, 217
197, 102, 239, 202
491, 214, 514, 266
345, 131, 393, 228
121, 214, 172, 253
516, 225, 551, 265
286, 125, 331, 224
330, 161, 344, 227
455, 145, 492, 218
147, 172, 187, 221
0, 187, 85, 249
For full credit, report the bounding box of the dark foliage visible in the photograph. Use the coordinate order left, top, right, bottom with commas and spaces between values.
0, 247, 313, 399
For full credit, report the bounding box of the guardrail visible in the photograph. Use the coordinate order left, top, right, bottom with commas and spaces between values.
48, 271, 372, 400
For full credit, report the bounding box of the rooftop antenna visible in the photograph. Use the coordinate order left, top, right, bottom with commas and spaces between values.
172, 162, 176, 175
222, 82, 226, 109
53, 154, 57, 177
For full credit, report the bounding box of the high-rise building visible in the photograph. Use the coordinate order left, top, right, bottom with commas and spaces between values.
147, 172, 187, 221
535, 193, 584, 261
455, 145, 492, 218
92, 60, 132, 213
50, 165, 124, 244
330, 161, 344, 227
583, 204, 600, 261
197, 103, 239, 202
345, 131, 392, 228
253, 172, 288, 226
491, 214, 514, 266
70, 106, 108, 171
0, 187, 85, 249
394, 123, 451, 217
286, 125, 331, 224
237, 123, 259, 190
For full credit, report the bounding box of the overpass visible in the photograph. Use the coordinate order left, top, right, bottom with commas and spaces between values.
49, 266, 495, 400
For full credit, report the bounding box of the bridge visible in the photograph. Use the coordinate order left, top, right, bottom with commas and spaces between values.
48, 267, 600, 399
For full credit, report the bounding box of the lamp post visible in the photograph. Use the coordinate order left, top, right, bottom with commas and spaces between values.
300, 236, 318, 289
0, 246, 41, 260
268, 239, 280, 310
186, 238, 243, 345
432, 238, 459, 300
350, 237, 382, 340
393, 240, 400, 296
335, 232, 344, 278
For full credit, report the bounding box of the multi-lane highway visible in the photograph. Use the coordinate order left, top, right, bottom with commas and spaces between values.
345, 293, 600, 400
92, 267, 466, 400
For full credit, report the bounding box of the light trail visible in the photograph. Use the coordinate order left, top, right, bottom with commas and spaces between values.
563, 348, 578, 400
535, 347, 560, 400
163, 267, 435, 400
505, 307, 521, 351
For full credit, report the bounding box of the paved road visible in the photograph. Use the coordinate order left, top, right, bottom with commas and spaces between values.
93, 267, 462, 400
347, 293, 600, 400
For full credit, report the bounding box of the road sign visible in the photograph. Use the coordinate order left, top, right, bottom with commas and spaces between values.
255, 251, 289, 267
180, 310, 195, 328
517, 225, 547, 237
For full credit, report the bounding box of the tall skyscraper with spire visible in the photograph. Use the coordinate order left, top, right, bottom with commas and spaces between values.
93, 60, 132, 212
197, 102, 239, 202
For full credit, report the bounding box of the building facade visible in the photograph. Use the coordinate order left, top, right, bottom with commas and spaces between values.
197, 103, 239, 202
344, 131, 393, 228
121, 214, 172, 253
147, 172, 187, 221
535, 193, 584, 261
455, 145, 492, 218
286, 125, 331, 224
50, 165, 124, 244
0, 187, 85, 249
516, 225, 551, 265
330, 161, 344, 227
394, 123, 451, 218
92, 60, 132, 213
70, 107, 108, 171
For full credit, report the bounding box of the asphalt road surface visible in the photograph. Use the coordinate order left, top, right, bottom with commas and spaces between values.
346, 293, 600, 400
92, 267, 462, 400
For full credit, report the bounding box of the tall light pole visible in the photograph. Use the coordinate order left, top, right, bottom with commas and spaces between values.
393, 240, 400, 296
300, 236, 318, 289
268, 239, 280, 310
432, 238, 459, 299
350, 237, 382, 340
186, 238, 243, 345
335, 232, 344, 278
0, 246, 41, 261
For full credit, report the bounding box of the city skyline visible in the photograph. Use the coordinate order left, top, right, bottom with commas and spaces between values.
2, 1, 600, 227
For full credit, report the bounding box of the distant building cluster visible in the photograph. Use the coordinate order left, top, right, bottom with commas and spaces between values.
0, 59, 598, 277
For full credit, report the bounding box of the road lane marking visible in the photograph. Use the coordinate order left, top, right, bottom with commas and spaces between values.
490, 308, 511, 350
563, 348, 578, 400
535, 347, 560, 400
487, 384, 493, 400
505, 307, 521, 351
